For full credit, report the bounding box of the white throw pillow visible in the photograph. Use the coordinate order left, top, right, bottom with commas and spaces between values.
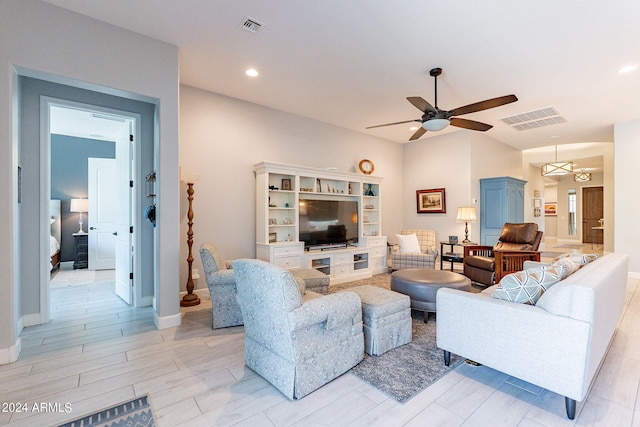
396, 233, 422, 253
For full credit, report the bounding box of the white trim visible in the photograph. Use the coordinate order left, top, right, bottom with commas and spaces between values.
629, 272, 640, 280
22, 313, 44, 328
136, 296, 154, 307
154, 312, 182, 330
0, 338, 21, 365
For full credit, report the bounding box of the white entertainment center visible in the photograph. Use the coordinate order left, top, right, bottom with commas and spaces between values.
254, 161, 387, 284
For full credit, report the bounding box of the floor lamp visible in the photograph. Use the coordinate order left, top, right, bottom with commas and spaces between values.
180, 178, 201, 307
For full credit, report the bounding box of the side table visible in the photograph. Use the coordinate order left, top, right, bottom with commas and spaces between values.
73, 232, 88, 269
439, 241, 476, 271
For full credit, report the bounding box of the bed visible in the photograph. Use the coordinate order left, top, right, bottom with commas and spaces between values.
50, 199, 61, 271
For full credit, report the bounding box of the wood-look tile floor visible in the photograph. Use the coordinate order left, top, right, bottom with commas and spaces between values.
2, 243, 637, 426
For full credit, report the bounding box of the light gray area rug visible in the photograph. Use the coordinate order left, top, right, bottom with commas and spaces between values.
350, 314, 463, 403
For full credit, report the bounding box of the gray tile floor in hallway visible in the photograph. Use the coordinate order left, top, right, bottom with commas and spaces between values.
1, 242, 638, 426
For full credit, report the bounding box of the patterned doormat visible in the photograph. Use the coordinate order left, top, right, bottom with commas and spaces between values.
57, 395, 155, 427
350, 313, 463, 403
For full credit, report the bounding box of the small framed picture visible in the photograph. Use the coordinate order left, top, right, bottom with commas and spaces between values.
281, 178, 291, 191
544, 202, 557, 216
269, 232, 277, 243
416, 188, 446, 214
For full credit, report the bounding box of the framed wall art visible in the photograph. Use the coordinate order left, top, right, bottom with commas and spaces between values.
544, 202, 557, 216
416, 188, 446, 214
281, 178, 292, 191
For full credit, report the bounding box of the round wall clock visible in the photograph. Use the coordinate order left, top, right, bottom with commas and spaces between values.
359, 159, 374, 175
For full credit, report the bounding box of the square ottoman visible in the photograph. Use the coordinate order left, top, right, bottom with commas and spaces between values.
292, 268, 330, 294
347, 285, 412, 356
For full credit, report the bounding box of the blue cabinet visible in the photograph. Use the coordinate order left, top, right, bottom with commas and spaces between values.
480, 177, 526, 245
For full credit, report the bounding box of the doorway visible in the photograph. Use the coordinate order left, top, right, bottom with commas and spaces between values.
44, 98, 140, 316
582, 186, 604, 245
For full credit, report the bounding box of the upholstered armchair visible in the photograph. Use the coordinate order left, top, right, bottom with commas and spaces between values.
463, 223, 543, 286
199, 243, 243, 329
390, 229, 439, 271
232, 259, 364, 400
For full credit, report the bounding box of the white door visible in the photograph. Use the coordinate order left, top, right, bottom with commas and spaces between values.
115, 124, 134, 305
88, 158, 117, 270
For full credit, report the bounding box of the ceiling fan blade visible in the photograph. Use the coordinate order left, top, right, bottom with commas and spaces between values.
449, 94, 518, 117
409, 127, 427, 141
366, 119, 419, 129
450, 117, 493, 131
407, 97, 437, 114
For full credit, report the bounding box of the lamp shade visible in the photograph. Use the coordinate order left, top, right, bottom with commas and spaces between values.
422, 118, 450, 132
574, 170, 592, 182
456, 206, 477, 222
70, 198, 89, 213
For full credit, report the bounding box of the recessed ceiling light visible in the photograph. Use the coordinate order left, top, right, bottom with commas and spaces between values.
409, 126, 418, 131
549, 135, 559, 139
245, 68, 259, 77
619, 64, 638, 74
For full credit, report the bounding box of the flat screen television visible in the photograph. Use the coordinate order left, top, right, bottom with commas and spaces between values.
299, 199, 358, 248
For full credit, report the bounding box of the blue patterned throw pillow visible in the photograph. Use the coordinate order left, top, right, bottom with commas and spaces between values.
492, 264, 565, 305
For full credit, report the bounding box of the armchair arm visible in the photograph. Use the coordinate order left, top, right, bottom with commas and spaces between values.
463, 245, 494, 258
288, 292, 362, 332
205, 269, 235, 288
494, 250, 541, 282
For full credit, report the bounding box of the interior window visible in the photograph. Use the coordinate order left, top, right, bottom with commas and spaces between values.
568, 188, 577, 235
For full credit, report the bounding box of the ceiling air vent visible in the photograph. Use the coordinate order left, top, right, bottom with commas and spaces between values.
241, 17, 264, 33
501, 106, 567, 131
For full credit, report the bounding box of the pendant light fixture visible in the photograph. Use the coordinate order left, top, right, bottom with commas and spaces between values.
574, 169, 592, 182
541, 146, 573, 176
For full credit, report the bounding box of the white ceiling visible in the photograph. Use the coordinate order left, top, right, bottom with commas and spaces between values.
42, 0, 639, 160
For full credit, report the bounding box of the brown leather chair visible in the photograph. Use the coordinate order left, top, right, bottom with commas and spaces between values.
463, 223, 543, 286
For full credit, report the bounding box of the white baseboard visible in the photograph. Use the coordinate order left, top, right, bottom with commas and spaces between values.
22, 312, 46, 328
0, 337, 21, 365
135, 296, 154, 308
154, 312, 182, 330
629, 272, 640, 280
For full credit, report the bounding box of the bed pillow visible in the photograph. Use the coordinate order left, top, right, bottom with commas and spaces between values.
396, 233, 422, 253
492, 264, 565, 305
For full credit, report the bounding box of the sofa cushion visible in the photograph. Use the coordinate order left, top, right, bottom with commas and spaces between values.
464, 255, 495, 270
492, 264, 565, 305
396, 233, 421, 253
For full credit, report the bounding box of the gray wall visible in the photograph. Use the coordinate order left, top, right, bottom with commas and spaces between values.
20, 76, 156, 316
51, 134, 115, 262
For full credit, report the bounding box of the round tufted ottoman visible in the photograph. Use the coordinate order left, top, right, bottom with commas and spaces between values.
390, 269, 471, 320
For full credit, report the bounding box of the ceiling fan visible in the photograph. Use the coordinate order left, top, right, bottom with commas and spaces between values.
366, 68, 518, 141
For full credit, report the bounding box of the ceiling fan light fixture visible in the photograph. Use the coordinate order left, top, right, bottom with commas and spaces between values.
422, 118, 449, 132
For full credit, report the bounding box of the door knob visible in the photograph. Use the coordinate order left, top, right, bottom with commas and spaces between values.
90, 227, 97, 230
113, 231, 118, 236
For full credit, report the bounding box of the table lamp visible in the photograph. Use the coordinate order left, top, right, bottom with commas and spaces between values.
70, 198, 89, 233
456, 206, 477, 243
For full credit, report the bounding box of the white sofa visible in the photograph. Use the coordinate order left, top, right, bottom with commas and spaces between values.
436, 253, 629, 419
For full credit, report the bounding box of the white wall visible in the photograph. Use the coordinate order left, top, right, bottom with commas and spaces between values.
614, 120, 640, 275
0, 0, 180, 363
401, 131, 520, 245
179, 85, 404, 292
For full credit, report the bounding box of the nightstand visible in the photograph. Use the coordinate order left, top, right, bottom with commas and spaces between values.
72, 232, 88, 269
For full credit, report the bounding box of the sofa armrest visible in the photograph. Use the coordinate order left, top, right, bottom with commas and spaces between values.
436, 288, 592, 401
288, 292, 362, 332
